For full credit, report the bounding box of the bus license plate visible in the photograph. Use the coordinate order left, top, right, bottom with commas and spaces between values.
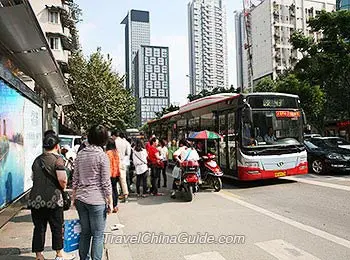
275, 171, 286, 177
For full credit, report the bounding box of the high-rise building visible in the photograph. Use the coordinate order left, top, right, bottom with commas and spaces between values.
188, 0, 228, 95
134, 46, 170, 126
121, 10, 150, 94
235, 0, 336, 89
337, 0, 350, 10
234, 11, 250, 92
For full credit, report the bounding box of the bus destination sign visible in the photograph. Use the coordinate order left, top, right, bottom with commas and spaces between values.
275, 111, 301, 118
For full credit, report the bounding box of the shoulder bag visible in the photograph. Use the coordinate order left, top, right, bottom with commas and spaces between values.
40, 157, 71, 211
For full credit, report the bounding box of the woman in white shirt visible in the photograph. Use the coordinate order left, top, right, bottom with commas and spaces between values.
132, 139, 149, 197
157, 139, 169, 188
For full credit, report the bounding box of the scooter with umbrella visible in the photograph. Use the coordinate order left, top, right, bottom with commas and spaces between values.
187, 130, 223, 192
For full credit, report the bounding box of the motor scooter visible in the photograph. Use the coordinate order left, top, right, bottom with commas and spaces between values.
199, 153, 223, 192
173, 160, 200, 202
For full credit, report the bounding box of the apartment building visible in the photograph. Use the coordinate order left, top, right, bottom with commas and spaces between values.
188, 0, 228, 95
236, 0, 336, 89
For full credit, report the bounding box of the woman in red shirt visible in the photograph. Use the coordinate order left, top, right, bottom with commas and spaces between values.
147, 137, 163, 196
106, 138, 121, 213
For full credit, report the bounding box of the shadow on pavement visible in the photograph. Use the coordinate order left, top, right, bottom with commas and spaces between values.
10, 213, 32, 223
222, 178, 296, 190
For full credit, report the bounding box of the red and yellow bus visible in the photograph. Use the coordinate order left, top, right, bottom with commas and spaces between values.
148, 92, 308, 180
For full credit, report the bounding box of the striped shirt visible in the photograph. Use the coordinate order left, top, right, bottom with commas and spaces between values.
73, 145, 112, 205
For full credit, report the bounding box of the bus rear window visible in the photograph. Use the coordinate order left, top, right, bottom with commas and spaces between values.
248, 96, 299, 109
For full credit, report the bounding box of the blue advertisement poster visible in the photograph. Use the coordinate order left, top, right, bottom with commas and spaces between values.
0, 79, 42, 209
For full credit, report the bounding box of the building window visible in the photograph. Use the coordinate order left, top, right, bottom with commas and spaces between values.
162, 81, 168, 89
49, 37, 60, 50
161, 49, 168, 57
150, 57, 156, 65
150, 73, 157, 81
145, 73, 149, 80
154, 81, 161, 89
158, 74, 164, 81
158, 89, 165, 97
158, 58, 164, 65
145, 89, 150, 97
145, 48, 152, 56
146, 81, 153, 88
144, 57, 149, 65
154, 48, 160, 57
150, 89, 157, 97
145, 65, 152, 73
154, 65, 160, 73
49, 11, 59, 24
162, 66, 167, 73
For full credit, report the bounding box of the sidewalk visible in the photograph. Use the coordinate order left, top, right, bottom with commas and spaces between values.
0, 205, 133, 260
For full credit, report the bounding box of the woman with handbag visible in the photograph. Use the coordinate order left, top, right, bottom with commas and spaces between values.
28, 134, 67, 260
72, 125, 113, 260
132, 139, 149, 197
106, 138, 121, 213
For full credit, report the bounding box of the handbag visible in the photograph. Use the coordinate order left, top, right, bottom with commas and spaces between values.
40, 157, 71, 211
64, 219, 81, 252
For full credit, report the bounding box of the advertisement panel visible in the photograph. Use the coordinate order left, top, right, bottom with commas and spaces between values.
0, 79, 42, 209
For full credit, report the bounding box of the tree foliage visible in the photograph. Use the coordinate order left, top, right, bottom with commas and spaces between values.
65, 49, 135, 131
187, 86, 237, 102
290, 10, 350, 122
155, 104, 180, 119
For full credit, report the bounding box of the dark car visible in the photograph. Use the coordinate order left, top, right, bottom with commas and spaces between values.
304, 137, 350, 174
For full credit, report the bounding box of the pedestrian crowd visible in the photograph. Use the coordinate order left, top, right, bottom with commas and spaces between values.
28, 125, 182, 260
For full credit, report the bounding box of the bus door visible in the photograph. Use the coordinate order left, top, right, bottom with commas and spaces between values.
227, 111, 238, 177
218, 112, 230, 174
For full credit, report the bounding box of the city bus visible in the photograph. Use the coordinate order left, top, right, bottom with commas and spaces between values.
148, 92, 308, 180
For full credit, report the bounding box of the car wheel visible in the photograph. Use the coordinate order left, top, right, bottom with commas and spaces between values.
311, 159, 324, 174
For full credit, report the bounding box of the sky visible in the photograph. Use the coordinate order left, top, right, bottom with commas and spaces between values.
75, 0, 243, 105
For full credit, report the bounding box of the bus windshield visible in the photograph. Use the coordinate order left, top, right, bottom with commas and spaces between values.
241, 110, 303, 149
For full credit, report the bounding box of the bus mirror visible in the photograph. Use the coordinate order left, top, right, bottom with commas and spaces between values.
302, 110, 307, 125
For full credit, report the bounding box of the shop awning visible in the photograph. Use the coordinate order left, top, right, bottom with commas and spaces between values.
0, 0, 73, 105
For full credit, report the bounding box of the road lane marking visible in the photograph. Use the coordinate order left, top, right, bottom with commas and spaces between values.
184, 251, 226, 260
217, 191, 350, 249
255, 239, 321, 260
284, 176, 350, 191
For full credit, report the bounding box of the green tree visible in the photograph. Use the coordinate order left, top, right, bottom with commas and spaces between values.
276, 75, 325, 131
290, 10, 350, 122
254, 77, 277, 92
187, 86, 236, 101
65, 49, 135, 131
155, 104, 180, 119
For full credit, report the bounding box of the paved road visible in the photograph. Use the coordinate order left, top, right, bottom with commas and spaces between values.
112, 172, 350, 260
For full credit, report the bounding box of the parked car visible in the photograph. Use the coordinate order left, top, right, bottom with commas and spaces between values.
304, 133, 321, 140
304, 137, 350, 174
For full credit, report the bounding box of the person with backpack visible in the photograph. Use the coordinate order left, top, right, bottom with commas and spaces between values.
132, 139, 149, 197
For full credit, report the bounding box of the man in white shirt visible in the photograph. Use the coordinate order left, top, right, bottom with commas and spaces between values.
171, 140, 200, 198
112, 131, 131, 202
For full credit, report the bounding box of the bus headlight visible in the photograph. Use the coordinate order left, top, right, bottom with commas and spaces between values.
245, 161, 259, 168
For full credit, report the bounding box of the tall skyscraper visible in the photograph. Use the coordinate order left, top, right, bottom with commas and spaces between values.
121, 10, 150, 94
188, 0, 228, 95
134, 46, 170, 125
235, 0, 335, 90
